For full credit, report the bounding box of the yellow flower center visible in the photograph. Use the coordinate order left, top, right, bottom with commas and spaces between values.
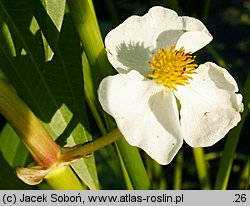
148, 45, 197, 90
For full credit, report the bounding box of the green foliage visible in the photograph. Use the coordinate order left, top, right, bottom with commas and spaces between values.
0, 0, 98, 189
0, 124, 29, 167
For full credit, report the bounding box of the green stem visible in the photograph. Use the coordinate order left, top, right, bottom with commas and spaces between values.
152, 161, 166, 189
173, 149, 183, 190
45, 165, 84, 190
60, 128, 150, 189
60, 129, 122, 161
0, 80, 87, 189
67, 0, 114, 85
115, 138, 150, 189
52, 129, 122, 190
0, 79, 60, 167
193, 147, 211, 189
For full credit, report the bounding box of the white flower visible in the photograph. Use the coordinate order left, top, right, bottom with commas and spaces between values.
98, 6, 243, 165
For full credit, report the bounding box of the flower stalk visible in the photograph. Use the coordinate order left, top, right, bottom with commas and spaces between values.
59, 129, 122, 162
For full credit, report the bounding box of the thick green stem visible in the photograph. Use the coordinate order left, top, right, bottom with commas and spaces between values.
0, 79, 60, 167
67, 0, 114, 85
45, 166, 84, 190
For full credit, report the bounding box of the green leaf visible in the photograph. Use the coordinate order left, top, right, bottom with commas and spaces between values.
37, 0, 66, 61
0, 124, 30, 167
0, 0, 99, 189
116, 138, 150, 189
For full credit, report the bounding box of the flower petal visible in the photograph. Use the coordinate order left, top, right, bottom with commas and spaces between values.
175, 62, 243, 147
105, 6, 212, 75
176, 30, 212, 53
98, 70, 183, 164
105, 11, 156, 75
154, 12, 212, 53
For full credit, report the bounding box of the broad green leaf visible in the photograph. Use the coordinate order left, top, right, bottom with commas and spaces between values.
32, 0, 66, 61
0, 124, 30, 167
0, 0, 99, 189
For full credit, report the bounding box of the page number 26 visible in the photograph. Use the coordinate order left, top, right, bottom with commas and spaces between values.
233, 194, 247, 203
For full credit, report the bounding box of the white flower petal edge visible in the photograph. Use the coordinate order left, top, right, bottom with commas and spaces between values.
175, 62, 243, 147
98, 70, 183, 164
105, 6, 212, 76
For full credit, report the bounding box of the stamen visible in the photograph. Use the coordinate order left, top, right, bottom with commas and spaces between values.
147, 45, 197, 90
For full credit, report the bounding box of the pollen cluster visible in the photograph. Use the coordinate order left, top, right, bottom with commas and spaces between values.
148, 45, 197, 90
